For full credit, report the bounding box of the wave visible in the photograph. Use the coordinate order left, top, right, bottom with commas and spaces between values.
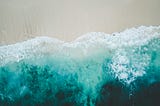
0, 26, 160, 106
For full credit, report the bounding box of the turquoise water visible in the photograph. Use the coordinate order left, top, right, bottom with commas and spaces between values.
0, 26, 160, 106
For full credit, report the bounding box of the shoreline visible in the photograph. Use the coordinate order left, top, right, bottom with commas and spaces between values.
1, 25, 160, 46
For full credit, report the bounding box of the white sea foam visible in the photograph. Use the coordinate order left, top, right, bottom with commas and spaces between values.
0, 26, 159, 66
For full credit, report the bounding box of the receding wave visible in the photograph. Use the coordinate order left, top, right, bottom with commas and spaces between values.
0, 26, 160, 106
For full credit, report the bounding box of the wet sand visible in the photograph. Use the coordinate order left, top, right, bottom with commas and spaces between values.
0, 0, 160, 45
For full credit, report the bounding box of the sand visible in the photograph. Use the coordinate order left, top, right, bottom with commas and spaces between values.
0, 0, 160, 45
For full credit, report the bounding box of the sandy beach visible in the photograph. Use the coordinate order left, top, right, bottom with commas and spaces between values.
0, 0, 160, 45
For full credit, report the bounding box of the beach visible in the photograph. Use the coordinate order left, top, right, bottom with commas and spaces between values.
0, 0, 160, 45
0, 1, 160, 105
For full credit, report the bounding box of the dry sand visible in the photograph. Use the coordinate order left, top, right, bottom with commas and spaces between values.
0, 0, 160, 45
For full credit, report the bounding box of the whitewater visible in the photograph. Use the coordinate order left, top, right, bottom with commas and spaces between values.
0, 26, 160, 106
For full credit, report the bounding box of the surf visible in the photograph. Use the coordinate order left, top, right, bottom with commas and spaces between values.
0, 26, 160, 106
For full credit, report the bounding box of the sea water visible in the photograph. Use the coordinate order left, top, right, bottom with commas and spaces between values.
0, 26, 160, 106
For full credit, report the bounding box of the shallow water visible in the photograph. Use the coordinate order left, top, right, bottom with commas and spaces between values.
0, 26, 160, 106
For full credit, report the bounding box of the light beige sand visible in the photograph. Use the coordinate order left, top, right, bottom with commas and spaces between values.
0, 0, 160, 45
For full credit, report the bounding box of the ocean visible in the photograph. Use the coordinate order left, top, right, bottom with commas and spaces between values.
0, 26, 160, 106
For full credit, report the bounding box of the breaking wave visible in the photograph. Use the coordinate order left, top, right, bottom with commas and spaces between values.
0, 26, 160, 106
